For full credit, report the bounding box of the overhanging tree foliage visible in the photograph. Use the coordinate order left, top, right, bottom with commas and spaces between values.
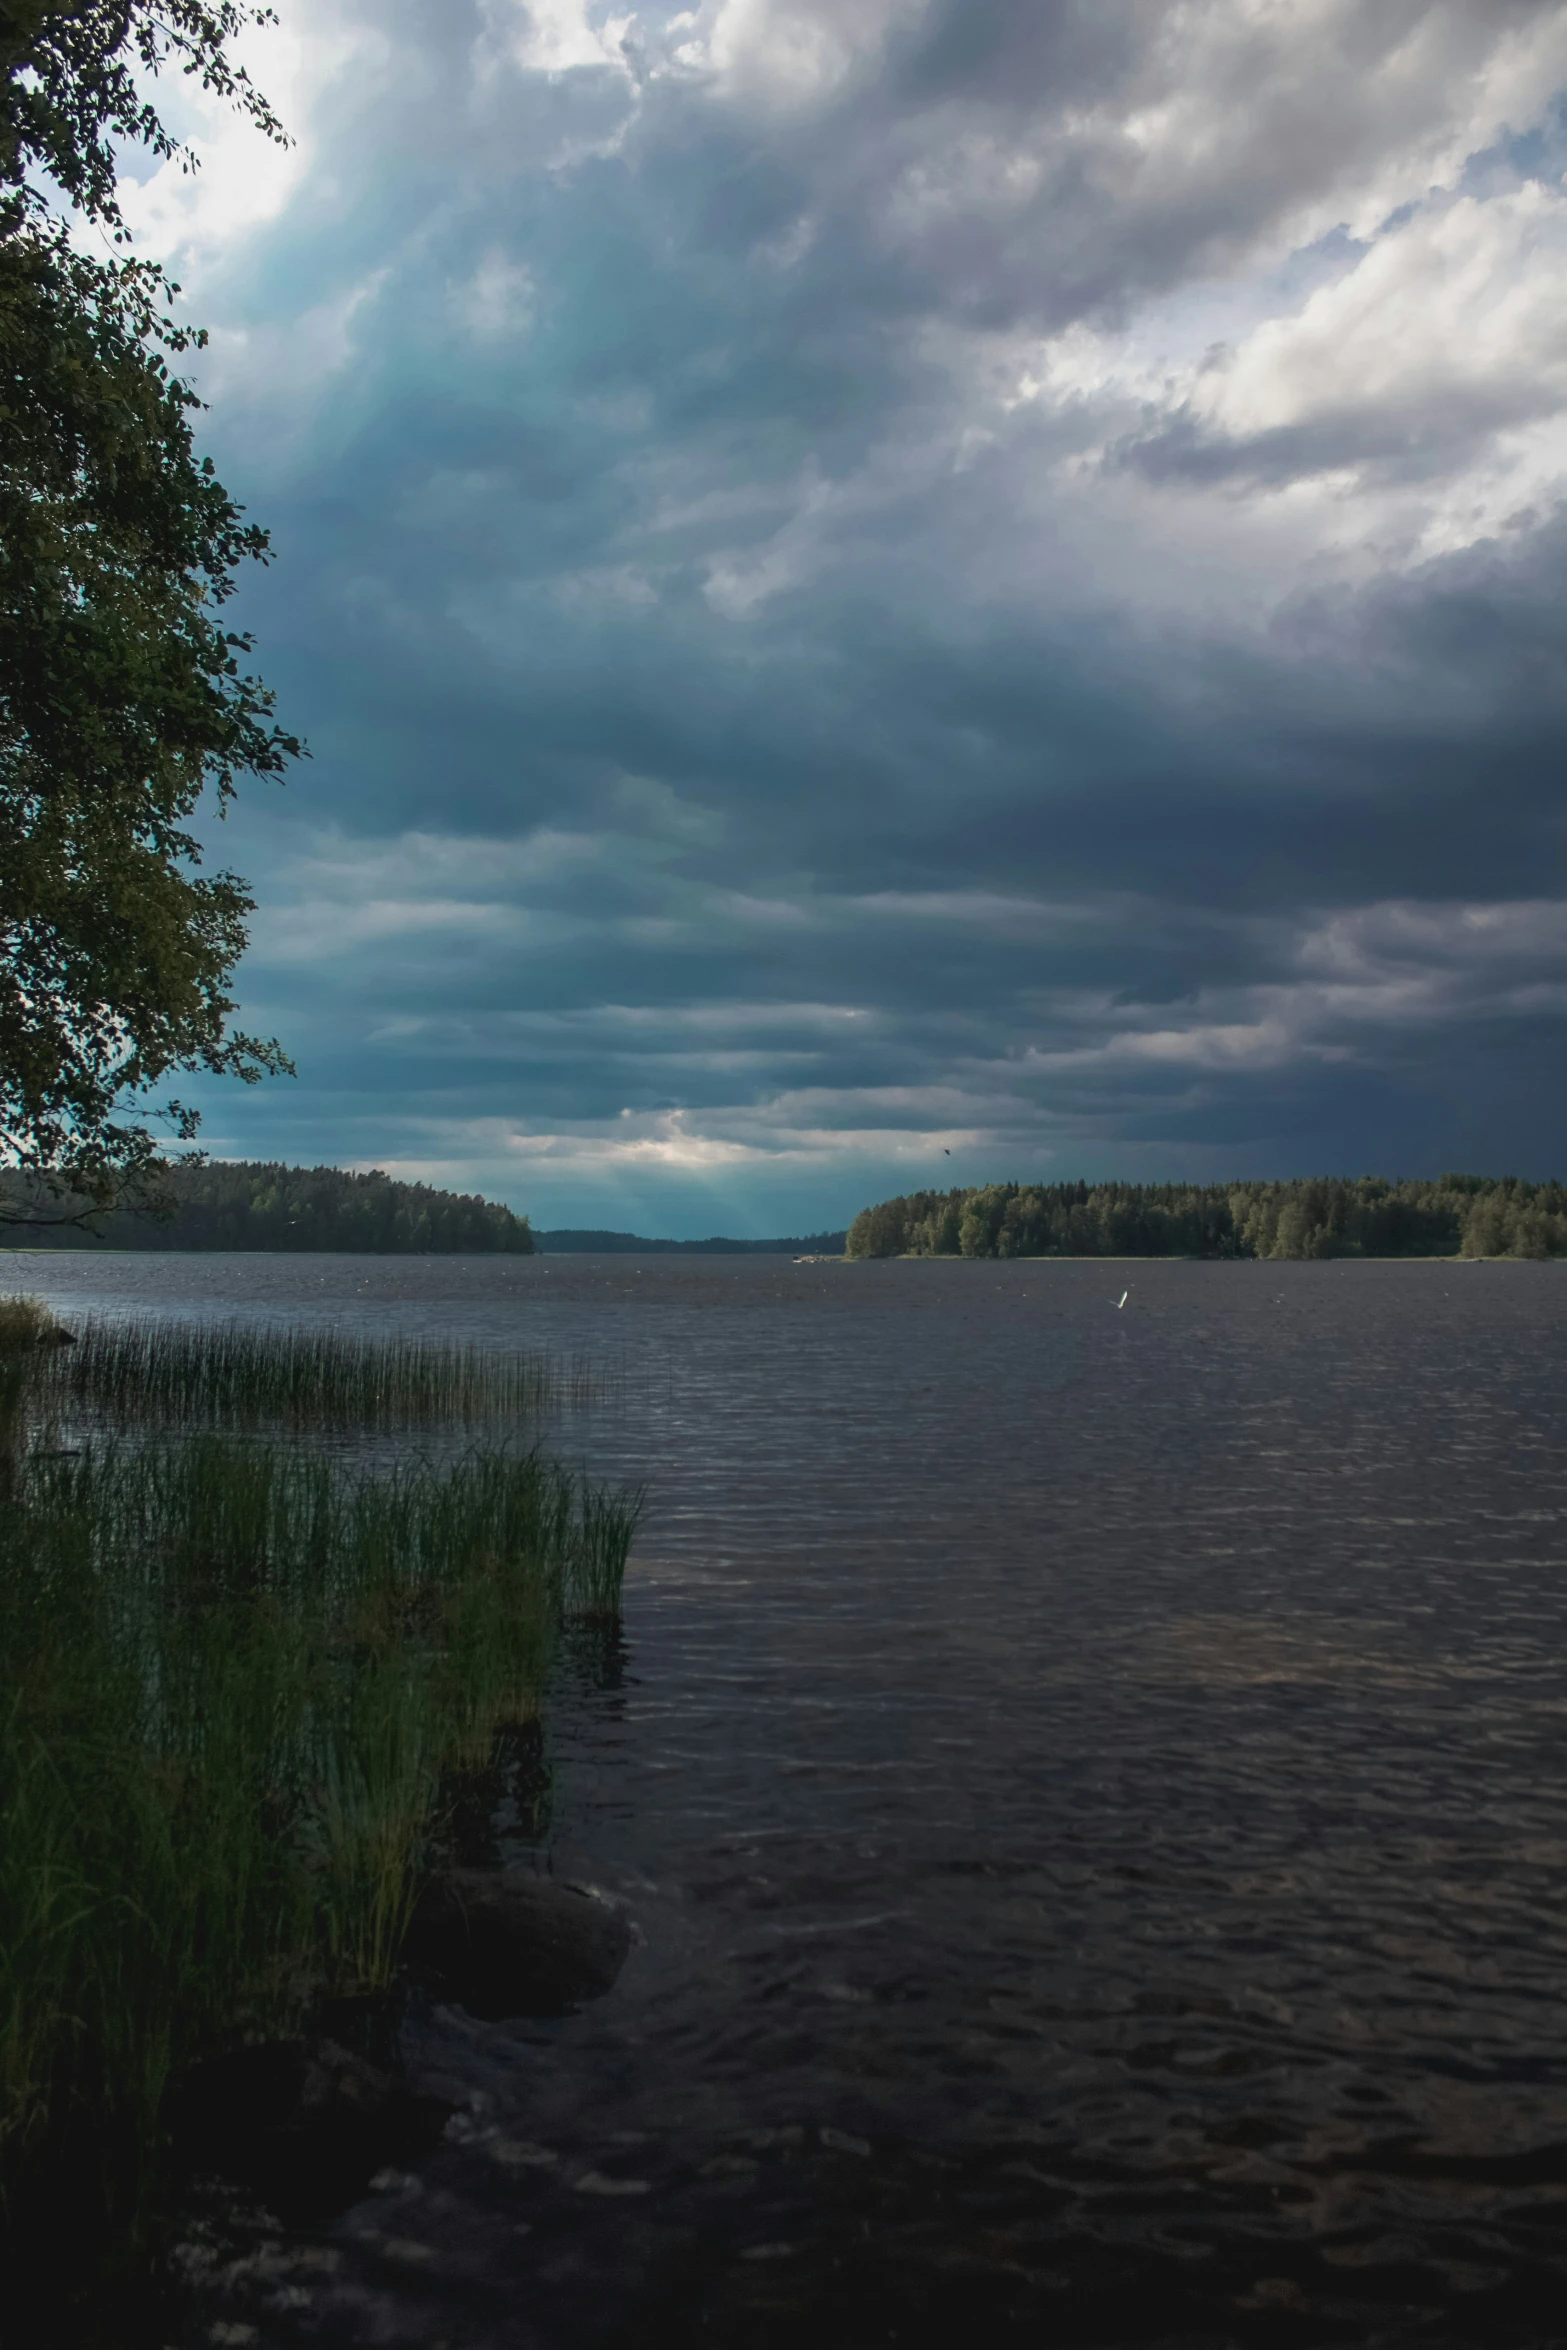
0, 2, 302, 1221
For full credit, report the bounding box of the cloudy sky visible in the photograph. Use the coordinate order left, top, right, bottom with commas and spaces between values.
118, 0, 1567, 1234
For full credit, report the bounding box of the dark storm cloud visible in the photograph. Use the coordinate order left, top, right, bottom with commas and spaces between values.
127, 0, 1567, 1228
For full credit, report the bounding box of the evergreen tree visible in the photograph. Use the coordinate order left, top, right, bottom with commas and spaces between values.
845, 1175, 1567, 1263
6, 1160, 536, 1253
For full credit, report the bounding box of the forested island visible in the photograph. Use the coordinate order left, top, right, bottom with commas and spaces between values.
846, 1176, 1567, 1261
4, 1163, 534, 1254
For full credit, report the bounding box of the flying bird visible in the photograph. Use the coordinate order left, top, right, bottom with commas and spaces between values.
1117, 1291, 1128, 1309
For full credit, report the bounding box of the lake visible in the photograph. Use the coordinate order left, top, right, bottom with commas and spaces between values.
11, 1249, 1567, 2346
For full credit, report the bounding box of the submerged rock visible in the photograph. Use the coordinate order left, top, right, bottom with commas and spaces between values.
405, 1868, 631, 2019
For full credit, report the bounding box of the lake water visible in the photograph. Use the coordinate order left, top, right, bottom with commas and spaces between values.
11, 1249, 1567, 2347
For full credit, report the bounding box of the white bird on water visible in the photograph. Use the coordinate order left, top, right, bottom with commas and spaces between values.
1117, 1291, 1128, 1309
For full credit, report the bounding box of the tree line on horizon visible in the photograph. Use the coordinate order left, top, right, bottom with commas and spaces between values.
845, 1176, 1567, 1262
537, 1227, 847, 1255
5, 1162, 534, 1255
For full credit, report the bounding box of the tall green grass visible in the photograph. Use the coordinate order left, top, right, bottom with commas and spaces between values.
32, 1312, 601, 1431
0, 1295, 61, 1469
0, 1302, 641, 2247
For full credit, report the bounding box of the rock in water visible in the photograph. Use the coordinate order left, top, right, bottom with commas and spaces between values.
406, 1870, 631, 2018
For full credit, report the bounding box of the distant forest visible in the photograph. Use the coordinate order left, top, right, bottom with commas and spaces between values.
537, 1229, 847, 1254
6, 1163, 534, 1254
846, 1176, 1567, 1262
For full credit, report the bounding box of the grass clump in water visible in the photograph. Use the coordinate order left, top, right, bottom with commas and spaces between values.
0, 1297, 62, 1349
0, 1296, 68, 1468
35, 1313, 600, 1432
568, 1475, 646, 1618
0, 1302, 642, 2255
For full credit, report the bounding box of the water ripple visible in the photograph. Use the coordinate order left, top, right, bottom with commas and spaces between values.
16, 1251, 1567, 2344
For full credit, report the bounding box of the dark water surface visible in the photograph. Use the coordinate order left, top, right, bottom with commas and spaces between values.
14, 1250, 1567, 2346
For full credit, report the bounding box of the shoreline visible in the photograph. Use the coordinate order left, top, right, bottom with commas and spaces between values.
0, 1302, 640, 2334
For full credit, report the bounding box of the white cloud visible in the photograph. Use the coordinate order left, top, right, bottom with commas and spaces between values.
118, 0, 1567, 616
1297, 896, 1567, 983
452, 245, 537, 337
113, 9, 367, 277
484, 0, 639, 77
1134, 180, 1567, 572
681, 0, 912, 110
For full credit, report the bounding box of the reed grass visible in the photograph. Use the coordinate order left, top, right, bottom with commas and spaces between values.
0, 1297, 59, 1349
569, 1474, 647, 1618
0, 1295, 66, 1468
0, 1301, 642, 2249
31, 1312, 601, 1431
